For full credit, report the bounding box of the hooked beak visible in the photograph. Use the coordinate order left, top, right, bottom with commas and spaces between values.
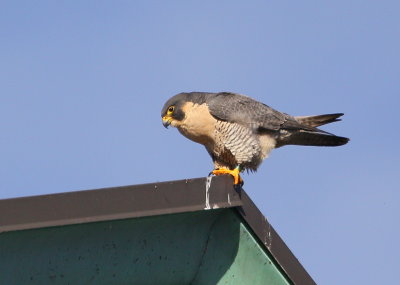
162, 116, 172, 128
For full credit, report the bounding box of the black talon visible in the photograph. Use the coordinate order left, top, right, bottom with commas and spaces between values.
208, 168, 220, 177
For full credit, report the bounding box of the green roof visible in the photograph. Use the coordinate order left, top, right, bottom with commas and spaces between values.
0, 176, 315, 285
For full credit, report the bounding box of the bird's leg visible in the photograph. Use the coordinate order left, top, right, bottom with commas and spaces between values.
211, 166, 243, 186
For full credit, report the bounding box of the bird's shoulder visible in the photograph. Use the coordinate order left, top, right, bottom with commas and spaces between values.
206, 92, 289, 131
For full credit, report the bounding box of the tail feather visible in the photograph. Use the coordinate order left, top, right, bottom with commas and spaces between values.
282, 130, 349, 147
277, 112, 349, 147
295, 113, 344, 128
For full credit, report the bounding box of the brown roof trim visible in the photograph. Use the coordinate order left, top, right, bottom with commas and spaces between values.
0, 176, 315, 284
237, 190, 316, 285
0, 176, 241, 233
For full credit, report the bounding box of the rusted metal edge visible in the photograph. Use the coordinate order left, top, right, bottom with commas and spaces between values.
236, 190, 317, 285
0, 176, 241, 233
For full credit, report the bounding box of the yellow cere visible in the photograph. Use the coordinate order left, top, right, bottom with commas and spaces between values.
162, 116, 172, 124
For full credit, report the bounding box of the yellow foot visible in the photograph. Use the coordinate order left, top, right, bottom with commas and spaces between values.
211, 168, 243, 185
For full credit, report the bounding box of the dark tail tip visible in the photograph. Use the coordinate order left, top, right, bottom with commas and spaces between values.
303, 133, 350, 147
279, 131, 350, 147
330, 135, 350, 146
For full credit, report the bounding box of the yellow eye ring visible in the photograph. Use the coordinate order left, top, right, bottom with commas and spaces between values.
167, 106, 174, 114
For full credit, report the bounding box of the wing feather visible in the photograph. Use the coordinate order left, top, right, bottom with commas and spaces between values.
207, 92, 292, 131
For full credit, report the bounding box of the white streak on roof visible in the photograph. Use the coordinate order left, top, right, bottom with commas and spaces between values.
204, 176, 212, 210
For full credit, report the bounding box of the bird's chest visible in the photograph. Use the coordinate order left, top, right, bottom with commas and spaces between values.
210, 121, 261, 165
177, 104, 217, 145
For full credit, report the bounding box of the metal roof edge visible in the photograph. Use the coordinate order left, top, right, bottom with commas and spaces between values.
237, 190, 316, 285
0, 176, 241, 233
0, 176, 316, 284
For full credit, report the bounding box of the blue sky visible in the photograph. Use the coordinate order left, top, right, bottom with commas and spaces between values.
1, 1, 399, 284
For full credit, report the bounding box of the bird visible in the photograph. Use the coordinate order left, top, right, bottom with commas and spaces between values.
161, 92, 349, 185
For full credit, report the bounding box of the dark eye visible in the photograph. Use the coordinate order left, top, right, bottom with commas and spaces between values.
168, 106, 174, 113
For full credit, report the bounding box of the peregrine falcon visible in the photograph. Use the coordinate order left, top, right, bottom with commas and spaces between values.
161, 92, 349, 185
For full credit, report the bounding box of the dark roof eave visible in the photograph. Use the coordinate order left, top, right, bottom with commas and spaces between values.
0, 176, 241, 233
0, 176, 316, 285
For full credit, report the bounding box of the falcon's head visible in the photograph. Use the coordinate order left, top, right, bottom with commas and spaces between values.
160, 93, 189, 128
161, 92, 212, 128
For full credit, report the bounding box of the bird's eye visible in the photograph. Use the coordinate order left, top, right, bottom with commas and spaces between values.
167, 106, 175, 114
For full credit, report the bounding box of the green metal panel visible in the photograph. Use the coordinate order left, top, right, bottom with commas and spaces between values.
0, 209, 290, 284
191, 212, 290, 285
